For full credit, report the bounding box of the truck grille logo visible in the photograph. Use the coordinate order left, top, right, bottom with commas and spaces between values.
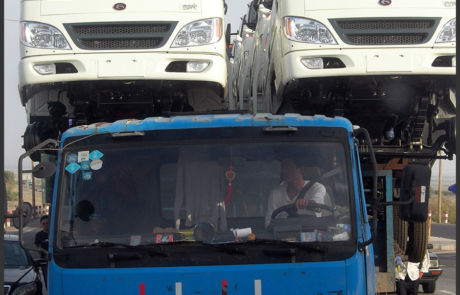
183, 4, 198, 10
113, 3, 127, 10
378, 0, 392, 5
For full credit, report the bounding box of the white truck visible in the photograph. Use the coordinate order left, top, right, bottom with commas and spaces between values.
236, 0, 456, 161
20, 0, 228, 156
229, 10, 256, 109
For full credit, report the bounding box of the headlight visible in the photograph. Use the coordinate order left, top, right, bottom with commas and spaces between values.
21, 22, 71, 49
436, 18, 456, 43
171, 18, 222, 47
284, 17, 337, 44
11, 282, 37, 295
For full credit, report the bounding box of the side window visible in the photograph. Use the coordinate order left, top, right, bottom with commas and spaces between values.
262, 0, 273, 9
247, 2, 258, 30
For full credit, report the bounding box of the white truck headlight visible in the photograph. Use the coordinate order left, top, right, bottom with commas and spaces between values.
21, 22, 71, 49
436, 18, 456, 43
171, 18, 222, 47
284, 17, 337, 44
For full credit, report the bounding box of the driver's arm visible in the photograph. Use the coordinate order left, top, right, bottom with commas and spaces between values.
307, 182, 327, 204
304, 183, 327, 216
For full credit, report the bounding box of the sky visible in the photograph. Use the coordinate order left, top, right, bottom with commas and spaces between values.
3, 0, 456, 182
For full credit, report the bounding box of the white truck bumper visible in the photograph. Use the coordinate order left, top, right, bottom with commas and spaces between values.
19, 52, 227, 89
280, 47, 456, 86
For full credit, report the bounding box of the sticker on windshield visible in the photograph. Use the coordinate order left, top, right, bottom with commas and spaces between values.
80, 160, 91, 171
78, 151, 90, 162
155, 234, 174, 244
89, 150, 104, 161
65, 162, 81, 174
90, 159, 103, 170
300, 232, 316, 242
82, 171, 92, 181
66, 153, 78, 163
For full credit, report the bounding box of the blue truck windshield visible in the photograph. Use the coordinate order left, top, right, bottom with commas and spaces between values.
55, 141, 354, 265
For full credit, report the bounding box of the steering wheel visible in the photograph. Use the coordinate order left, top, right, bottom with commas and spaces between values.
270, 200, 335, 220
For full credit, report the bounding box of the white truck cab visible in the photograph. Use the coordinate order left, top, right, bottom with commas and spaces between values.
248, 0, 456, 159
20, 0, 228, 148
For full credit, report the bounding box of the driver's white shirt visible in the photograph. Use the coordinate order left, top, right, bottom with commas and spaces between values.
264, 180, 327, 228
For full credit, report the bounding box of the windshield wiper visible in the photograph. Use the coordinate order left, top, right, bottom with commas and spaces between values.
63, 241, 168, 257
164, 240, 248, 256
244, 239, 327, 253
244, 239, 327, 263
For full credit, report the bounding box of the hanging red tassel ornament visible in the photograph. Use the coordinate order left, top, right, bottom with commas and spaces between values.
225, 162, 236, 206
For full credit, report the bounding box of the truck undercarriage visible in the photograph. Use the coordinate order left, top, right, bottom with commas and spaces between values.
22, 80, 226, 159
279, 75, 456, 162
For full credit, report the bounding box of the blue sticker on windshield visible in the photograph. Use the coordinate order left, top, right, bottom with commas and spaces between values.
80, 160, 90, 171
89, 150, 104, 161
82, 171, 93, 181
65, 163, 81, 174
67, 153, 78, 163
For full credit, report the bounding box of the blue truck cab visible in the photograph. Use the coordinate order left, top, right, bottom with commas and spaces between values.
23, 114, 380, 294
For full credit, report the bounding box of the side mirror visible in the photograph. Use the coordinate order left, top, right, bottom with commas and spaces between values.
225, 23, 231, 46
12, 202, 33, 228
399, 164, 431, 222
32, 161, 56, 179
225, 23, 233, 58
258, 4, 272, 17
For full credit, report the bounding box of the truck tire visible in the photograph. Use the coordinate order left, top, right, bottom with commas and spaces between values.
422, 281, 436, 293
393, 205, 408, 254
406, 220, 428, 262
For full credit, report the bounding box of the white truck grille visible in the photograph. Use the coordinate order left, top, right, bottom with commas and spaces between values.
329, 18, 440, 45
64, 22, 177, 50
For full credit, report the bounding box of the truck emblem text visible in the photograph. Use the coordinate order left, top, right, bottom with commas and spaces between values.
183, 4, 198, 10
113, 3, 126, 10
378, 0, 392, 6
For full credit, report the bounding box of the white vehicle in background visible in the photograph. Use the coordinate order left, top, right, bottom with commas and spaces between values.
228, 15, 247, 106
19, 0, 228, 156
230, 13, 256, 109
259, 0, 456, 159
247, 0, 274, 112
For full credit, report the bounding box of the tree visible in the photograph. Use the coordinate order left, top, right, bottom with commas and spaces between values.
4, 170, 18, 201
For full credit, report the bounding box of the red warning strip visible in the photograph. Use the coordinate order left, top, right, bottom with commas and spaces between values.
140, 283, 145, 295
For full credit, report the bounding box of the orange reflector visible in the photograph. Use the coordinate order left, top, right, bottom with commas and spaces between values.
216, 19, 222, 38
431, 270, 441, 275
